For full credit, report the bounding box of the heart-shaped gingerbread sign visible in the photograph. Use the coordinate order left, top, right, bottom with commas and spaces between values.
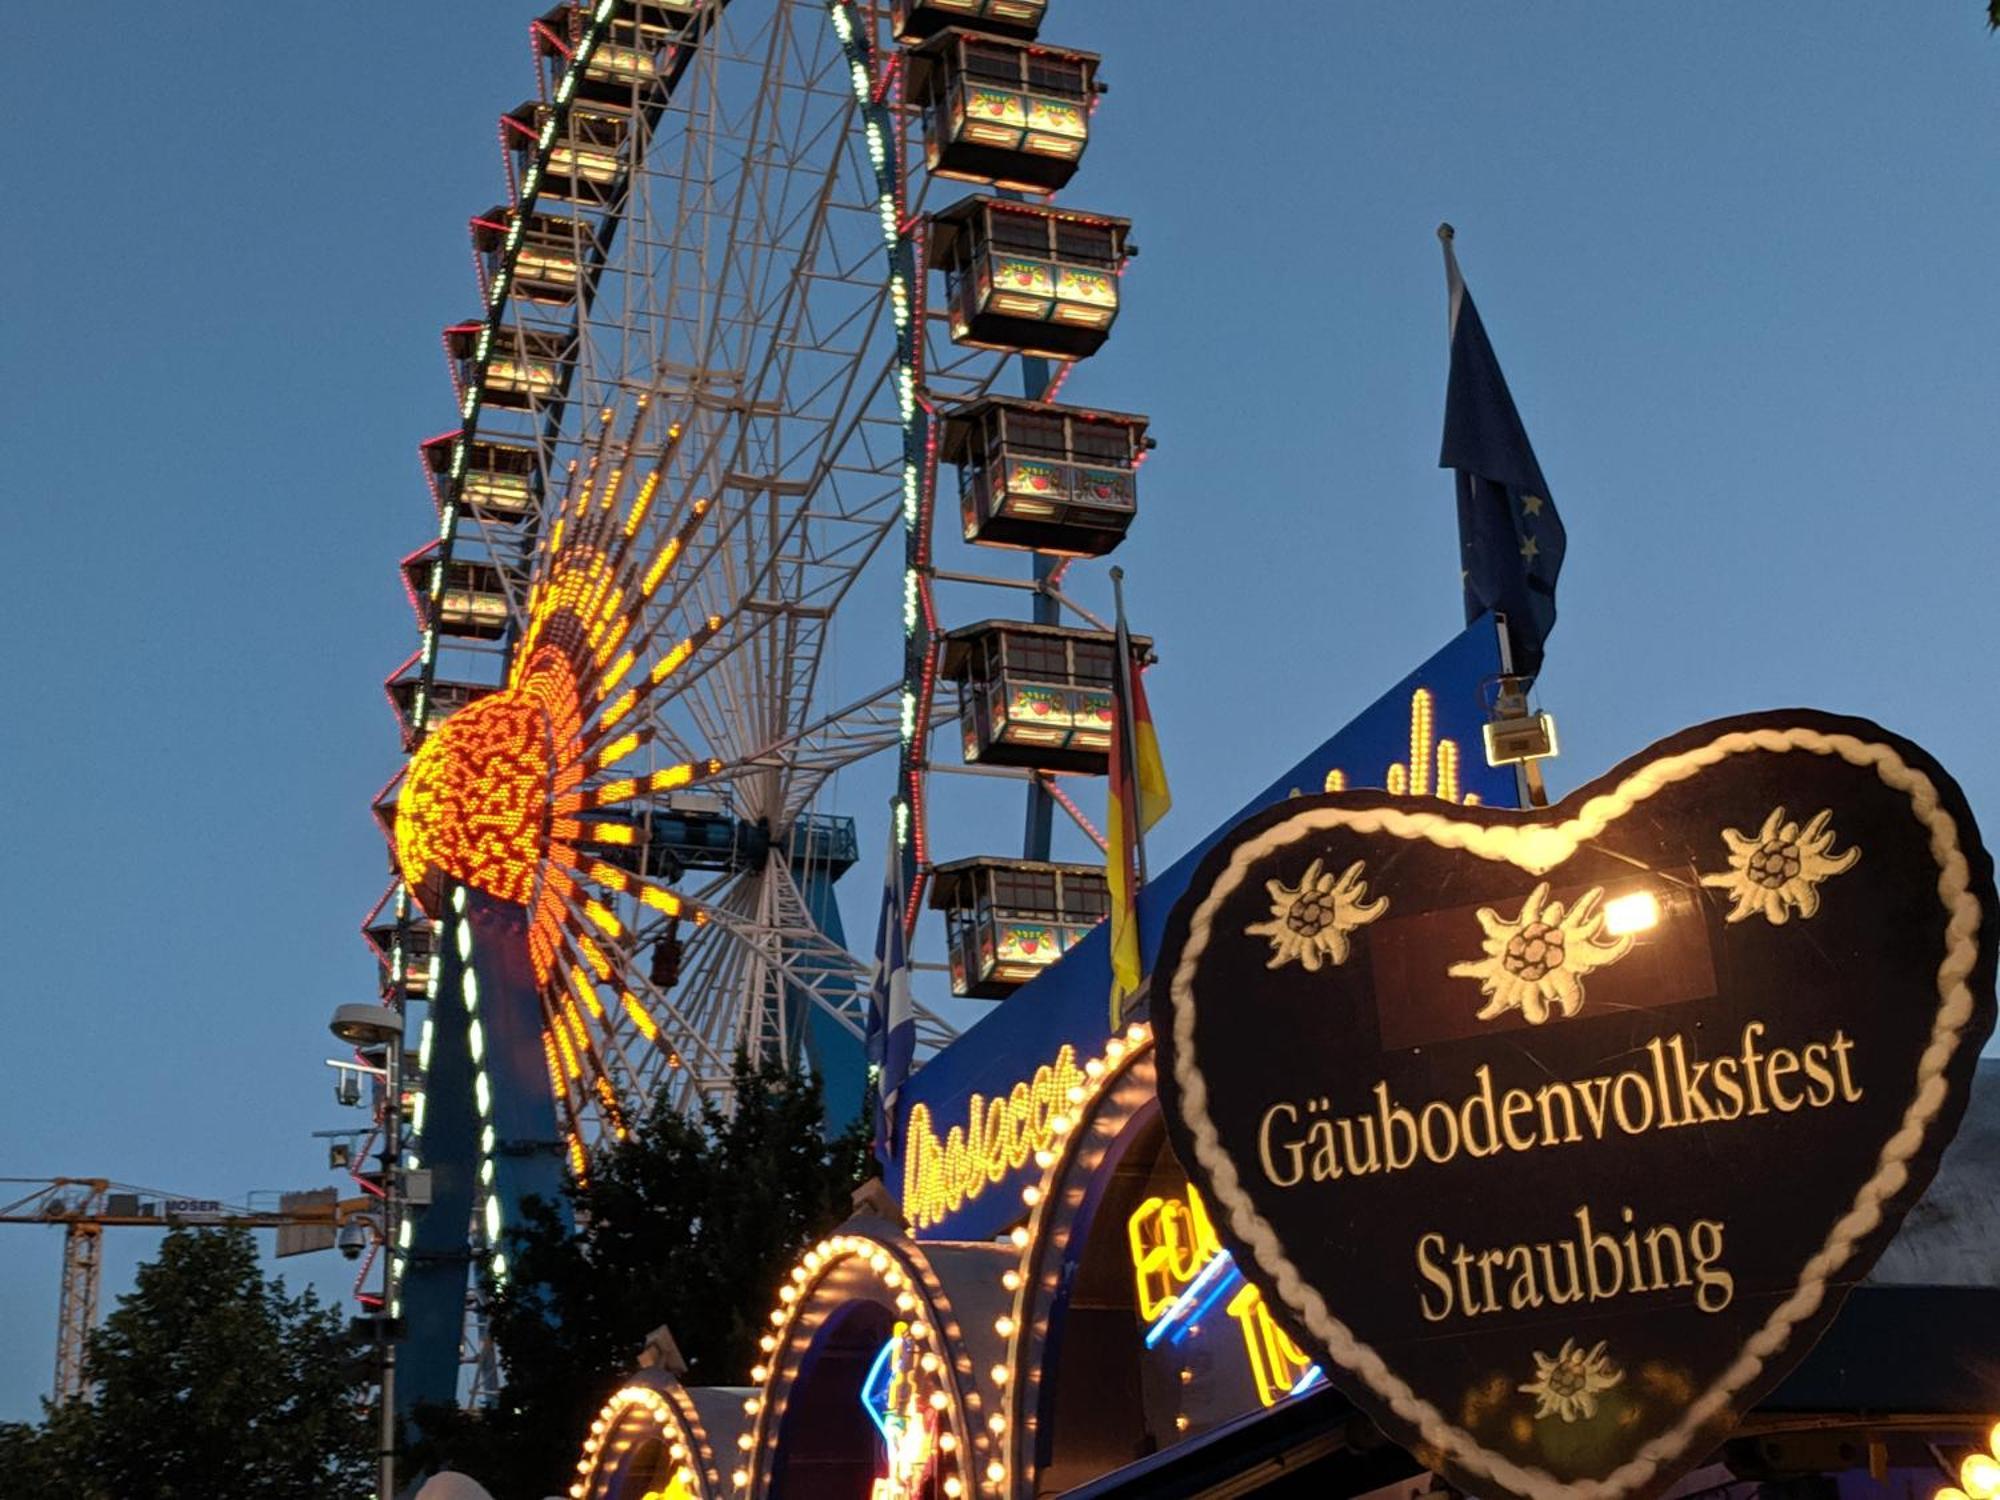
1153, 711, 1995, 1500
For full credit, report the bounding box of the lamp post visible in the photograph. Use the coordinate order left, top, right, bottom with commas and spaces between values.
329, 1002, 405, 1500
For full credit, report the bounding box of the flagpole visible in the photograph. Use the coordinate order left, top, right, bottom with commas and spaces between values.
1438, 223, 1560, 812
1110, 565, 1148, 886
1438, 222, 1465, 339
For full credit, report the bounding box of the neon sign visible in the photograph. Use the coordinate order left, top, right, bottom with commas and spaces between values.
901, 1045, 1086, 1230
862, 1321, 941, 1500
1128, 1186, 1320, 1408
1320, 687, 1480, 805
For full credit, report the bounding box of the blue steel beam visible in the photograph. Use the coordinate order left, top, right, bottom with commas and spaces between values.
399, 889, 570, 1416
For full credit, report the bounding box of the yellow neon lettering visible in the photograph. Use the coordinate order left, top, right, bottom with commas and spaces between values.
900, 1045, 1086, 1229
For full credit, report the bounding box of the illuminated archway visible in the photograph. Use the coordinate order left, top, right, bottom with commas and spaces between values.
969, 1024, 1160, 1495
763, 1298, 894, 1497
572, 1374, 754, 1500
740, 1230, 1014, 1500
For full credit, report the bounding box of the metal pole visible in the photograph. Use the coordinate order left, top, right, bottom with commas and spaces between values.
380, 1031, 400, 1500
1109, 566, 1147, 887
1021, 350, 1058, 863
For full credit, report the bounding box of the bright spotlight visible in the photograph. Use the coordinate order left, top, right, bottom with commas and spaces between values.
1602, 890, 1661, 936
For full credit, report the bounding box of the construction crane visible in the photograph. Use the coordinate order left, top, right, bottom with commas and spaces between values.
0, 1177, 358, 1403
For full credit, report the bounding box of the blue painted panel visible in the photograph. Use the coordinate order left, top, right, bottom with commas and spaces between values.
467, 894, 569, 1254
399, 891, 570, 1413
400, 921, 477, 1415
895, 617, 1516, 1241
800, 867, 870, 1136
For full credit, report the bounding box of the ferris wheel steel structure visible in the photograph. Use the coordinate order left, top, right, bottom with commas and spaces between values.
360, 0, 1140, 1412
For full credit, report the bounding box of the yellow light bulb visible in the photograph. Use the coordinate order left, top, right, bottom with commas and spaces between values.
1603, 889, 1661, 936
1964, 1454, 2000, 1500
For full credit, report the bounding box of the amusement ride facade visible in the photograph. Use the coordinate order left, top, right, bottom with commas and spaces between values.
349, 0, 1154, 1417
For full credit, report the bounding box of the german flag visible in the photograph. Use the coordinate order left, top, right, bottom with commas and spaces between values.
1109, 574, 1170, 1028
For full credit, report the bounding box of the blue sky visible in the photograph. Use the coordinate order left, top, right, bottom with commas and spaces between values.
0, 5, 1994, 1420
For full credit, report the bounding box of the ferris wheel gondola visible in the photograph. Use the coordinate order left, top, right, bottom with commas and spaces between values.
352, 0, 1155, 1411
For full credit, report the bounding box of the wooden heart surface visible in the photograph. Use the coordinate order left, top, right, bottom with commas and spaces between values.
1153, 711, 1995, 1500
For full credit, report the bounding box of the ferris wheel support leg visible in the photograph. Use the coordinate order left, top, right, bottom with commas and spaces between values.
793, 866, 870, 1137
398, 906, 479, 1419
399, 890, 572, 1419
464, 891, 571, 1265
1019, 352, 1061, 863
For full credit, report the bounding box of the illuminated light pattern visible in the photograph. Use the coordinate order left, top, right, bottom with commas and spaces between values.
981, 1023, 1152, 1497
825, 1, 932, 895
901, 1044, 1087, 1230
862, 1322, 943, 1499
398, 694, 554, 907
1129, 1185, 1318, 1406
1128, 1185, 1222, 1322
744, 1234, 984, 1498
1939, 1422, 2000, 1500
451, 905, 508, 1288
621, 991, 660, 1042
570, 1383, 706, 1500
1323, 686, 1481, 806
394, 390, 732, 1172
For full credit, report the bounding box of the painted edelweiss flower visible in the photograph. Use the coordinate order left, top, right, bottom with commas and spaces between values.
1700, 805, 1858, 925
1448, 882, 1632, 1025
1519, 1337, 1623, 1424
1246, 858, 1387, 971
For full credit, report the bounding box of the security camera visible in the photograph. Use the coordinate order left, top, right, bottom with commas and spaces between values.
336, 1221, 371, 1261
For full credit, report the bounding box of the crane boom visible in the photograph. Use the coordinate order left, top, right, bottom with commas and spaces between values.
0, 1177, 353, 1402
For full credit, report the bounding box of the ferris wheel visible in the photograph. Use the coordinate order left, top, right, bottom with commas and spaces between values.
355, 0, 1151, 1408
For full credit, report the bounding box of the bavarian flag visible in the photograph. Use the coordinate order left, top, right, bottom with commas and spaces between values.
1439, 225, 1567, 681
1109, 598, 1169, 1027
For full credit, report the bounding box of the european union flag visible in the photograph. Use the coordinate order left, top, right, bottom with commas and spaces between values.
1439, 226, 1566, 681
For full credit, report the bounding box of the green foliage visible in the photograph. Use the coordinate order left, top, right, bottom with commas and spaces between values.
0, 1227, 372, 1500
409, 1053, 872, 1500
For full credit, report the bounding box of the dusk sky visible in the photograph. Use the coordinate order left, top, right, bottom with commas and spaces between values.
1, 5, 1994, 1420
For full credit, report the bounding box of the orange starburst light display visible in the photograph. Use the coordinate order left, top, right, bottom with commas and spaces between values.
393, 425, 726, 1159
396, 691, 553, 908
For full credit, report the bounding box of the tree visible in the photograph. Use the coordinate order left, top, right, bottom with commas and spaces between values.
410, 1053, 872, 1500
0, 1226, 372, 1499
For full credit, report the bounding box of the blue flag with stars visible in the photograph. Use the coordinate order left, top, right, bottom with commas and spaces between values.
1439, 228, 1566, 681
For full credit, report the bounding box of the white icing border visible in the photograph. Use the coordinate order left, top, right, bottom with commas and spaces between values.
1166, 727, 1983, 1500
